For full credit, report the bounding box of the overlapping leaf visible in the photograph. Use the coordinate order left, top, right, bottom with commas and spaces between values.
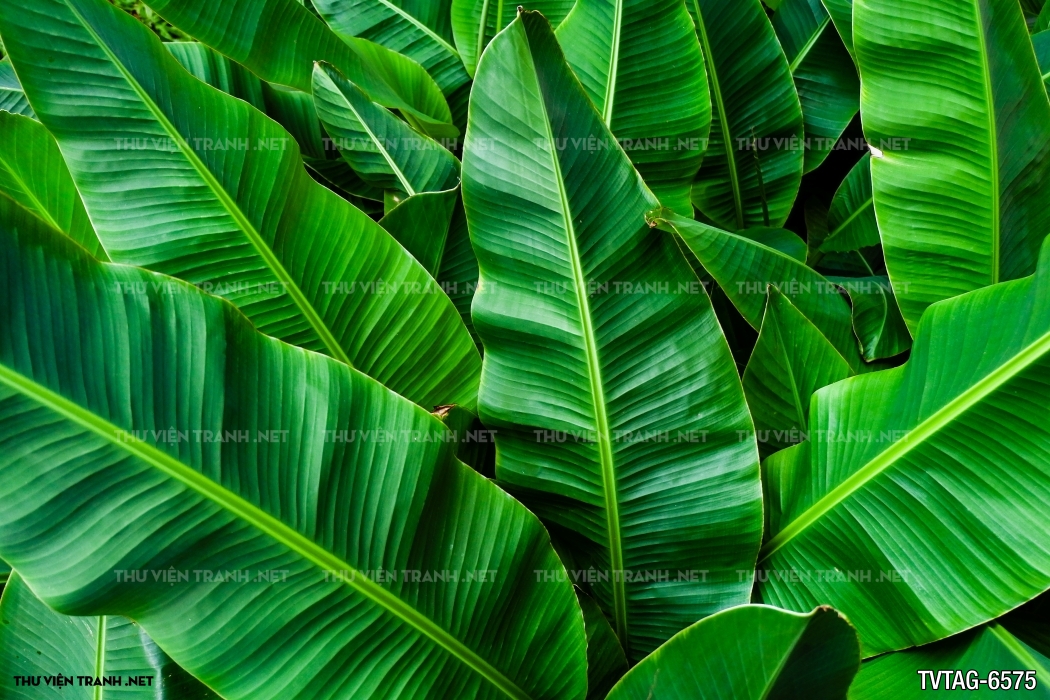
0, 206, 587, 700
759, 238, 1050, 655
687, 0, 804, 229
557, 0, 711, 214
0, 0, 481, 411
463, 11, 762, 662
0, 59, 32, 118
855, 0, 1050, 331
606, 605, 860, 699
451, 0, 575, 77
0, 572, 217, 698
818, 153, 879, 254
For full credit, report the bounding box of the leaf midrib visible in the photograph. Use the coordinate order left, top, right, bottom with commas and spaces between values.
93, 616, 106, 700
527, 25, 628, 653
787, 16, 830, 74
321, 68, 417, 196
0, 362, 531, 700
66, 1, 354, 368
821, 195, 873, 249
759, 328, 1050, 562
692, 0, 744, 229
374, 0, 461, 60
601, 0, 624, 125
989, 624, 1050, 680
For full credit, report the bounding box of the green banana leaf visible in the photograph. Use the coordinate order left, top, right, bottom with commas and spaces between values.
687, 0, 805, 230
0, 572, 217, 698
1037, 2, 1050, 33
0, 206, 588, 700
1033, 30, 1050, 90
402, 0, 456, 43
855, 0, 1050, 332
310, 0, 471, 100
0, 560, 8, 590
578, 591, 628, 700
822, 0, 856, 57
313, 62, 461, 196
758, 236, 1050, 655
450, 0, 575, 78
556, 0, 712, 215
743, 287, 852, 459
0, 0, 481, 412
772, 0, 859, 172
652, 210, 862, 372
0, 58, 32, 118
737, 227, 809, 263
606, 605, 861, 699
146, 0, 456, 137
437, 198, 481, 346
165, 41, 386, 203
462, 11, 763, 662
0, 112, 106, 261
849, 595, 1050, 698
827, 275, 912, 361
379, 187, 460, 276
819, 153, 879, 254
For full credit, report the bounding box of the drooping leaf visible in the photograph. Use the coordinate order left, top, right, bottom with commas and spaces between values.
311, 0, 471, 102
0, 572, 218, 698
0, 208, 588, 700
687, 0, 805, 230
849, 595, 1050, 698
557, 0, 712, 214
0, 112, 106, 261
758, 237, 1050, 655
855, 0, 1050, 332
462, 11, 763, 662
146, 0, 457, 137
772, 0, 859, 172
313, 62, 461, 196
827, 275, 912, 361
379, 187, 460, 276
578, 591, 628, 700
0, 0, 481, 411
822, 0, 856, 57
819, 153, 879, 254
0, 58, 32, 118
652, 210, 862, 371
605, 605, 861, 699
743, 287, 852, 459
451, 0, 575, 78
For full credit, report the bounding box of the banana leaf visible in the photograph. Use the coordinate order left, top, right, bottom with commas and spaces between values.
379, 188, 460, 276
822, 0, 856, 57
0, 204, 588, 700
0, 58, 32, 118
759, 236, 1050, 655
827, 275, 911, 362
450, 0, 575, 78
849, 594, 1050, 698
462, 11, 763, 662
854, 0, 1050, 332
0, 112, 106, 261
147, 0, 456, 137
0, 572, 217, 698
687, 0, 805, 230
605, 605, 860, 699
0, 0, 481, 412
557, 0, 712, 214
1033, 29, 1050, 91
773, 0, 859, 172
578, 591, 628, 700
818, 153, 879, 254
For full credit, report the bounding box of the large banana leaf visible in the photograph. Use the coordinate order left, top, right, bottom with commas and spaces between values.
379, 188, 460, 276
854, 0, 1050, 332
819, 153, 879, 254
849, 595, 1050, 698
0, 112, 106, 261
605, 605, 860, 699
772, 0, 859, 173
462, 11, 763, 662
310, 0, 471, 100
687, 0, 804, 230
743, 287, 851, 460
556, 0, 712, 214
652, 211, 862, 371
0, 207, 588, 699
0, 572, 217, 698
0, 0, 481, 412
758, 236, 1050, 655
313, 62, 461, 196
0, 58, 32, 118
827, 276, 912, 361
146, 0, 456, 137
450, 0, 575, 78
